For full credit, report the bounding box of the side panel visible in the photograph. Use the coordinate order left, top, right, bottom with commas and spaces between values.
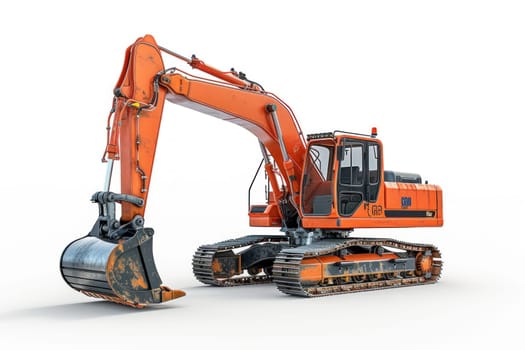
301, 182, 443, 229
384, 182, 441, 212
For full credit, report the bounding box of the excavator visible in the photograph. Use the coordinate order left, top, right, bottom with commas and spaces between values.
60, 35, 443, 308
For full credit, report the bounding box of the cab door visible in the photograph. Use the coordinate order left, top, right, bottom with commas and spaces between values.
337, 139, 380, 216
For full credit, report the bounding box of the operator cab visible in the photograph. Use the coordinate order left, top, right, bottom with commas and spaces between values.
301, 130, 381, 218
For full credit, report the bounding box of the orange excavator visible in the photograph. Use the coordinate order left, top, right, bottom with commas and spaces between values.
60, 35, 443, 307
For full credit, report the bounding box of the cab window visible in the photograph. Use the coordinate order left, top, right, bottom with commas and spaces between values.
301, 144, 334, 215
340, 144, 363, 186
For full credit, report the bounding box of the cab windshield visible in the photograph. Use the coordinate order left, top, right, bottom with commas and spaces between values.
301, 142, 334, 215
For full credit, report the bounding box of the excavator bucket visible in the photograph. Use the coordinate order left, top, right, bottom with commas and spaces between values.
61, 226, 185, 308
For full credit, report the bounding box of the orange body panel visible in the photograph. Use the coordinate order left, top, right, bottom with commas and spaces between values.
301, 183, 443, 229
249, 203, 282, 227
384, 182, 441, 211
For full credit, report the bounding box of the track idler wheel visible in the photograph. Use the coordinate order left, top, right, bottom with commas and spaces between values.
415, 251, 434, 278
61, 227, 184, 307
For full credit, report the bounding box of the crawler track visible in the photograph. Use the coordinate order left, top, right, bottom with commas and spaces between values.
193, 235, 442, 297
272, 237, 442, 297
192, 235, 289, 286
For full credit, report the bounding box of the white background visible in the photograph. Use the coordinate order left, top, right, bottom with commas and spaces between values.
1, 0, 523, 348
